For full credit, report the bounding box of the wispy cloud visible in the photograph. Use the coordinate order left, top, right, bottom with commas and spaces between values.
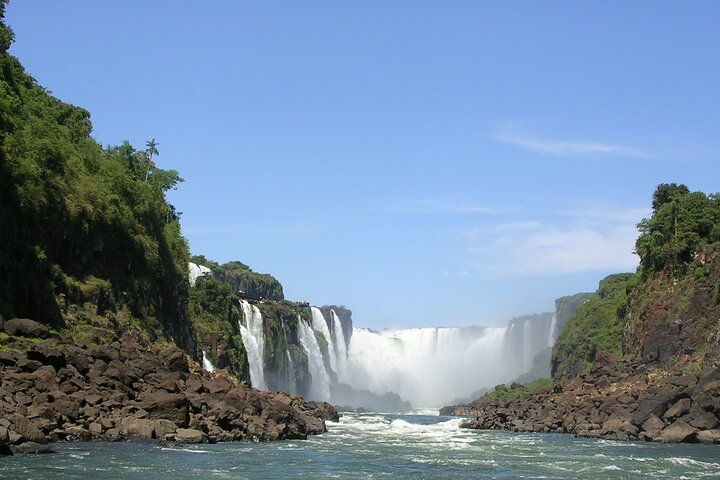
493, 129, 656, 159
384, 199, 495, 215
465, 208, 646, 275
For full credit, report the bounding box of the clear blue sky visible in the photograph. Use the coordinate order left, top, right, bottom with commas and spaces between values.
7, 1, 720, 329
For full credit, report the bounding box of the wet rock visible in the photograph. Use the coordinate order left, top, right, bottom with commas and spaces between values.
12, 442, 55, 454
4, 319, 49, 338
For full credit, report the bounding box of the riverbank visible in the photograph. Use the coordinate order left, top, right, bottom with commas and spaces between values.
0, 318, 337, 455
441, 353, 720, 444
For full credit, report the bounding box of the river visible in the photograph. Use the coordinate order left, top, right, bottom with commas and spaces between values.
1, 411, 718, 479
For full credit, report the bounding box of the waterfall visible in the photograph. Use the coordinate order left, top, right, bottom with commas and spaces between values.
345, 318, 556, 407
311, 307, 337, 374
188, 262, 212, 286
239, 300, 267, 390
202, 351, 215, 373
297, 319, 331, 400
547, 313, 558, 347
331, 310, 348, 381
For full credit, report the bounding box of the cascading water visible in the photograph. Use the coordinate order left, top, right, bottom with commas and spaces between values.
547, 313, 558, 347
331, 310, 348, 381
202, 351, 215, 373
239, 300, 267, 390
344, 315, 557, 407
311, 307, 337, 374
297, 318, 331, 400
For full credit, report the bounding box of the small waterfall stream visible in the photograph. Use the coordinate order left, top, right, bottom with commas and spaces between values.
297, 318, 331, 400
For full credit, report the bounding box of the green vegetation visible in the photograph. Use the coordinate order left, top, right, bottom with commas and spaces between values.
551, 273, 635, 379
0, 3, 192, 348
636, 183, 720, 276
190, 256, 284, 301
480, 379, 553, 402
188, 275, 248, 379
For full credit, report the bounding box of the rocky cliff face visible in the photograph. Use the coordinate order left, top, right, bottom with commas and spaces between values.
623, 242, 720, 366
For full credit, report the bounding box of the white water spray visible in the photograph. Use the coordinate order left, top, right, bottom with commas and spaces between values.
331, 310, 348, 382
202, 351, 215, 373
311, 307, 337, 374
297, 318, 331, 400
239, 300, 267, 390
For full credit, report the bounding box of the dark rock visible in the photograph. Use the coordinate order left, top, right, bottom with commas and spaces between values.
28, 344, 66, 370
143, 392, 189, 427
17, 358, 43, 372
633, 391, 683, 426
0, 351, 19, 366
163, 348, 189, 373
641, 414, 665, 440
4, 319, 49, 338
67, 351, 90, 375
12, 442, 55, 454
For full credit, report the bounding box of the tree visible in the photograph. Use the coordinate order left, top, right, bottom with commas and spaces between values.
144, 138, 159, 181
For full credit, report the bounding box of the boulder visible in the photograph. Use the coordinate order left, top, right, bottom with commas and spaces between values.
143, 392, 189, 426
656, 420, 697, 443
12, 442, 55, 454
641, 414, 666, 440
163, 348, 189, 373
27, 344, 66, 370
8, 414, 47, 444
663, 398, 692, 419
4, 319, 49, 338
119, 418, 155, 439
697, 429, 720, 444
688, 411, 718, 430
175, 428, 205, 444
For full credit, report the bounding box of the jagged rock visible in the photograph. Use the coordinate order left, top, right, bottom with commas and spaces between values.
688, 411, 718, 430
656, 420, 697, 443
163, 348, 189, 373
4, 319, 49, 339
63, 425, 91, 441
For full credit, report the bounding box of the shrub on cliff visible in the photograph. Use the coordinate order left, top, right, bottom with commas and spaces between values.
0, 4, 192, 348
551, 273, 635, 379
636, 183, 720, 276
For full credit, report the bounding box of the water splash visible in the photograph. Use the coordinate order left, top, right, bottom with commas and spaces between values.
311, 307, 337, 375
201, 351, 215, 373
239, 300, 267, 390
297, 318, 331, 400
331, 310, 348, 382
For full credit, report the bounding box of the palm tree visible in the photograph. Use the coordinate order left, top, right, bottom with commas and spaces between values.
144, 138, 159, 181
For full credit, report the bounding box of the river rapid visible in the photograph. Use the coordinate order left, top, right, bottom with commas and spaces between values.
1, 411, 718, 479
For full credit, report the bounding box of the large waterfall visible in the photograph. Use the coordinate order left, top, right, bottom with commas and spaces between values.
233, 301, 558, 408
239, 300, 267, 390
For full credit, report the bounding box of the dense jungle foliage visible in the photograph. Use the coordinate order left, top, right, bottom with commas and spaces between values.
0, 3, 193, 348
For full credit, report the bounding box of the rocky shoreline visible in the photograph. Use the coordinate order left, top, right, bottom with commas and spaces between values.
0, 318, 338, 455
441, 353, 720, 444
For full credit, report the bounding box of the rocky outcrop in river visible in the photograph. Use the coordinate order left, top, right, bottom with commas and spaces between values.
442, 353, 720, 444
0, 318, 337, 455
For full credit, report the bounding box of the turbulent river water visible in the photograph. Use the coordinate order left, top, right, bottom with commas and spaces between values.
2, 412, 719, 479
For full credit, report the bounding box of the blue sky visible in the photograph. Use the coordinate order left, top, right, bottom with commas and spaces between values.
7, 1, 720, 329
